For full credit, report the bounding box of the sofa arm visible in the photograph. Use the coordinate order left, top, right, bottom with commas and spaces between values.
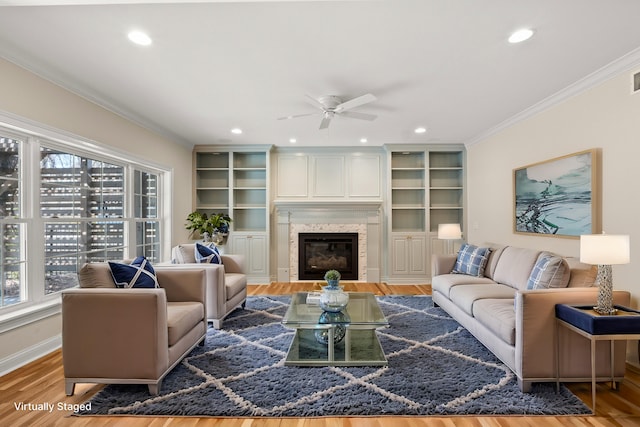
62, 288, 169, 381
221, 254, 246, 274
431, 253, 457, 276
516, 288, 631, 381
155, 266, 209, 304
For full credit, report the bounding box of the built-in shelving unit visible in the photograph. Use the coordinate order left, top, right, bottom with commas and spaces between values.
193, 146, 271, 282
428, 150, 464, 232
385, 145, 465, 282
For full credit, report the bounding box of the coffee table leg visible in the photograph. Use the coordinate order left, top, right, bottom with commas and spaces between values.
328, 327, 335, 361
345, 328, 351, 362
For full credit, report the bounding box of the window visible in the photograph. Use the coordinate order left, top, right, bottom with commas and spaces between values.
0, 121, 170, 318
0, 136, 24, 308
134, 170, 160, 263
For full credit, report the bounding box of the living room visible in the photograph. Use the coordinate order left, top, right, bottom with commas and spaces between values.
1, 1, 640, 425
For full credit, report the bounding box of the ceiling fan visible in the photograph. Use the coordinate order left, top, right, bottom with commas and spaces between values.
278, 93, 377, 129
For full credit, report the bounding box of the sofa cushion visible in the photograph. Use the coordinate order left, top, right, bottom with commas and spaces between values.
492, 247, 541, 291
452, 244, 491, 277
565, 258, 598, 287
473, 299, 516, 345
449, 284, 516, 316
78, 262, 117, 288
432, 274, 496, 299
526, 252, 570, 289
109, 257, 159, 289
166, 302, 204, 347
195, 243, 222, 264
484, 245, 507, 280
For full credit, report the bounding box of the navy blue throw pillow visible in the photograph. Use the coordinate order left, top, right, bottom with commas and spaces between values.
195, 243, 222, 264
109, 256, 159, 288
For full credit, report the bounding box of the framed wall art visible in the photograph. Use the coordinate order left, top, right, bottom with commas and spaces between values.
513, 149, 601, 238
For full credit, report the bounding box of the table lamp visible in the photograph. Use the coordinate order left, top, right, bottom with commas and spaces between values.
580, 233, 630, 315
438, 223, 462, 255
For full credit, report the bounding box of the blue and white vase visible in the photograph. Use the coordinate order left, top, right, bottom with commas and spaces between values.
319, 283, 349, 312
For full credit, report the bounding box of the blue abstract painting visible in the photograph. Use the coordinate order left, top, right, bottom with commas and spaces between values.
514, 150, 597, 237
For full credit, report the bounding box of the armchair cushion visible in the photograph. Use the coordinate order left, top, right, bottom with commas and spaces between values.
166, 302, 205, 346
195, 243, 222, 264
109, 257, 159, 288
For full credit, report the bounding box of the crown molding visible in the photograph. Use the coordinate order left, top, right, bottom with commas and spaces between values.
465, 47, 640, 147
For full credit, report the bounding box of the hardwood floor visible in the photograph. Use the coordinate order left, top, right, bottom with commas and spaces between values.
1, 282, 639, 426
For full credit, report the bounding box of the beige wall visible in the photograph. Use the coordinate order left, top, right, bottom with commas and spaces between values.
0, 58, 193, 370
467, 68, 640, 364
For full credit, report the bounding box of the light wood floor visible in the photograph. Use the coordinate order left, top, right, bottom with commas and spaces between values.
1, 282, 639, 426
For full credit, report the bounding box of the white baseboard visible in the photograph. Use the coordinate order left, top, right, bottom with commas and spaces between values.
0, 335, 61, 377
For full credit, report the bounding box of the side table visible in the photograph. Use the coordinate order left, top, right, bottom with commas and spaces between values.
555, 304, 640, 412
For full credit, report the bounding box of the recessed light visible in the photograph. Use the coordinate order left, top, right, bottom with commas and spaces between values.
127, 30, 152, 46
231, 128, 243, 135
508, 28, 534, 44
360, 138, 368, 143
289, 138, 297, 144
414, 127, 427, 134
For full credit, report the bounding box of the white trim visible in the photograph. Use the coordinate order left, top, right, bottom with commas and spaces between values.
0, 334, 61, 377
0, 298, 61, 334
0, 109, 171, 172
466, 47, 640, 147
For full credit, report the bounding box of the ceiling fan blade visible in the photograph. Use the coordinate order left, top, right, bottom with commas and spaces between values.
340, 111, 377, 121
305, 94, 326, 111
319, 113, 333, 129
335, 93, 376, 112
277, 112, 318, 120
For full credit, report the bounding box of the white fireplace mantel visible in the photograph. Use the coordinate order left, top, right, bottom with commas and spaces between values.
274, 199, 383, 283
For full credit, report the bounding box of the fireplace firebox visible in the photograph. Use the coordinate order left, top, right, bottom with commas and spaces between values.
298, 233, 358, 280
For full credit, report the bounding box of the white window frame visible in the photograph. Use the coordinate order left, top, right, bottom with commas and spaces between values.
0, 112, 173, 333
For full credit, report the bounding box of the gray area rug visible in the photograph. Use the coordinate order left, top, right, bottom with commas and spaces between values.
78, 295, 591, 417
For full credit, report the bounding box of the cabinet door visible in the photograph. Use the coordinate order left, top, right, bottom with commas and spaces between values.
230, 233, 267, 277
391, 234, 426, 276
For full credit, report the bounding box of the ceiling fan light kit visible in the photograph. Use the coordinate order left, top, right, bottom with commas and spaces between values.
279, 93, 378, 130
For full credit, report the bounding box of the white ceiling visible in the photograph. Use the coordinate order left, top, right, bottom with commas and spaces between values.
1, 0, 640, 148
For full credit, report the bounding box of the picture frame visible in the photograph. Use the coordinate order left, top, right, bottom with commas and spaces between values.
513, 149, 601, 238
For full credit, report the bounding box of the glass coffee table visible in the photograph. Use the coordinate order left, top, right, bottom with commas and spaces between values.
282, 292, 389, 366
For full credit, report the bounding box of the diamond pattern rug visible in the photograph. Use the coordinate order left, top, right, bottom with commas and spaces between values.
77, 295, 591, 417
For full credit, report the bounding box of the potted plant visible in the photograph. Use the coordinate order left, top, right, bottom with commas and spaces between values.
185, 211, 232, 243
323, 270, 341, 286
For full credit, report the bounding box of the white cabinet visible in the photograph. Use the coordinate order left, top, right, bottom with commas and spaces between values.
274, 149, 383, 200
230, 233, 268, 282
390, 234, 426, 276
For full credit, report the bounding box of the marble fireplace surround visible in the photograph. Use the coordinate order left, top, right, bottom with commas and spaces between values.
274, 200, 383, 282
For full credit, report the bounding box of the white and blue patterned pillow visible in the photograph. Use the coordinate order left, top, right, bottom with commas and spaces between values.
451, 244, 491, 277
195, 242, 222, 264
109, 256, 159, 288
526, 253, 570, 289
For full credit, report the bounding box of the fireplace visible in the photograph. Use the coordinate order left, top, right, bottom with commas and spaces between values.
298, 232, 358, 280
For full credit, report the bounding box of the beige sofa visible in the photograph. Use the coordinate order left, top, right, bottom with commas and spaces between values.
169, 243, 247, 329
432, 244, 631, 392
62, 263, 209, 395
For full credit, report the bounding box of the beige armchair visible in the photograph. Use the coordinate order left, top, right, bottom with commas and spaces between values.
170, 243, 247, 329
62, 263, 209, 395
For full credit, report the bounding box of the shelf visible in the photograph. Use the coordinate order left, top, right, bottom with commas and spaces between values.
234, 169, 266, 188
391, 151, 425, 169
234, 152, 267, 169
196, 152, 229, 169
429, 151, 463, 169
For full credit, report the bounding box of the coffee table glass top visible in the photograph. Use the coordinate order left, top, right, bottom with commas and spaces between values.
282, 292, 388, 327
282, 292, 389, 366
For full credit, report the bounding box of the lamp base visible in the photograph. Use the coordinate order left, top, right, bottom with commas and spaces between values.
594, 264, 616, 315
593, 306, 618, 315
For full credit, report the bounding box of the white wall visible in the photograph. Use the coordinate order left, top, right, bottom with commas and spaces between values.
0, 58, 193, 373
467, 67, 640, 365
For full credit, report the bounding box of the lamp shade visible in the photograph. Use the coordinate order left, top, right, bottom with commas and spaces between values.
438, 223, 462, 240
580, 234, 630, 265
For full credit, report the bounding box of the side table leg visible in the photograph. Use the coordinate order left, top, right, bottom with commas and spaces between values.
591, 338, 597, 412
610, 340, 616, 390
555, 319, 560, 393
